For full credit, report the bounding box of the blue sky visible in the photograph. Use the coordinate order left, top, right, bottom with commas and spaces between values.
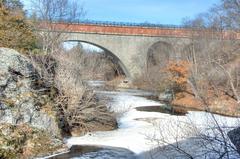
22, 0, 220, 25
82, 0, 220, 25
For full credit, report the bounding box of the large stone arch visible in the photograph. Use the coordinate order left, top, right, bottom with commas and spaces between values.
62, 39, 130, 78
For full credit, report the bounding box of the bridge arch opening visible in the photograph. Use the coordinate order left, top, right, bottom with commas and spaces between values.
146, 41, 174, 70
133, 41, 174, 91
61, 40, 129, 80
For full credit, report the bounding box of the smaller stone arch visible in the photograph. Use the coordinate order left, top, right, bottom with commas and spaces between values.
146, 41, 174, 70
62, 40, 130, 78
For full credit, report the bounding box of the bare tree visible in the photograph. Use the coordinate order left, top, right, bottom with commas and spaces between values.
30, 0, 85, 55
28, 0, 86, 87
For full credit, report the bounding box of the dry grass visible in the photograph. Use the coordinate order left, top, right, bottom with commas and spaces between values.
0, 123, 64, 159
105, 75, 127, 89
172, 90, 240, 117
132, 66, 172, 92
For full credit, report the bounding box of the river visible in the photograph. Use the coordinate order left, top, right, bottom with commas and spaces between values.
45, 81, 240, 159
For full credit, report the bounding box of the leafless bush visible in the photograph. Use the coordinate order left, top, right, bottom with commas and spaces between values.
47, 47, 117, 136
28, 38, 119, 137
145, 112, 240, 159
54, 89, 117, 136
105, 75, 126, 89
29, 53, 56, 89
133, 66, 171, 92
30, 0, 85, 54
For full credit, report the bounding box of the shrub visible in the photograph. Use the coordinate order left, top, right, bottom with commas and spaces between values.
0, 0, 37, 52
166, 60, 191, 92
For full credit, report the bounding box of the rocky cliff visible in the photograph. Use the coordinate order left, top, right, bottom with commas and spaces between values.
0, 48, 65, 158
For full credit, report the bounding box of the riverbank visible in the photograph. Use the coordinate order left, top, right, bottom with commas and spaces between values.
49, 81, 240, 159
129, 82, 240, 117
171, 91, 240, 117
0, 49, 118, 158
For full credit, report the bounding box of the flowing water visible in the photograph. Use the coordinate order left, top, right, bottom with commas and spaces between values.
45, 81, 240, 159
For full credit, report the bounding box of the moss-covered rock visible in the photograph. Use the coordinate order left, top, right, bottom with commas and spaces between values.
0, 48, 65, 158
0, 123, 65, 159
0, 48, 60, 136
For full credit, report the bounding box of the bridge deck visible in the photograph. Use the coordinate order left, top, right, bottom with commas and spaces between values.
40, 22, 240, 39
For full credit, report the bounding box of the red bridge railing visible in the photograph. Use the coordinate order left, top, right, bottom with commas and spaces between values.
38, 20, 240, 40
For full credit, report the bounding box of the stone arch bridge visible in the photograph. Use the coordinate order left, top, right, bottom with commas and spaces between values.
45, 21, 240, 79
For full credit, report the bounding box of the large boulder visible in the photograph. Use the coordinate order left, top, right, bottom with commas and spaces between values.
0, 48, 60, 136
0, 48, 67, 158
